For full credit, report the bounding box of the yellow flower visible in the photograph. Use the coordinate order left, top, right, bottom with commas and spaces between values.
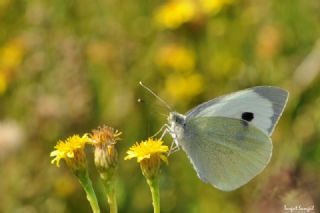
50, 134, 90, 168
51, 134, 100, 212
156, 44, 195, 72
154, 0, 196, 29
125, 138, 169, 179
125, 138, 168, 163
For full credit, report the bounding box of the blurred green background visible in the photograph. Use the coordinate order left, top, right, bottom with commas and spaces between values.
0, 0, 319, 212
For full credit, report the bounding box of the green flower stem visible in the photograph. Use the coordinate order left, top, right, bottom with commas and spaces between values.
146, 177, 160, 213
102, 178, 118, 213
77, 172, 101, 213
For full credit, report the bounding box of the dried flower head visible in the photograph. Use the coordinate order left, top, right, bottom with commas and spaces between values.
90, 125, 121, 146
90, 125, 122, 181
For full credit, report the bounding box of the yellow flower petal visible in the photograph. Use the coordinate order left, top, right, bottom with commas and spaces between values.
160, 154, 168, 165
50, 134, 90, 167
124, 138, 169, 163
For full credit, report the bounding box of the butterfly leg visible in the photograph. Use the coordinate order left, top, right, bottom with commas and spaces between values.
159, 124, 171, 140
168, 141, 179, 156
168, 139, 180, 156
151, 124, 180, 156
166, 128, 180, 156
150, 124, 167, 138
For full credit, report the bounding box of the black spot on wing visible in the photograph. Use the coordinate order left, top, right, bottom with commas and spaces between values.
241, 112, 254, 122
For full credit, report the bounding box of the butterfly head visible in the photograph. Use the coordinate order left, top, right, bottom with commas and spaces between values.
168, 112, 186, 144
168, 112, 186, 126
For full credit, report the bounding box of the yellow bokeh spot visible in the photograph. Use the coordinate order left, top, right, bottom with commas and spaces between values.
154, 0, 235, 29
164, 73, 204, 103
86, 41, 116, 65
154, 0, 196, 29
0, 72, 7, 95
0, 39, 25, 95
200, 0, 234, 15
0, 39, 25, 69
0, 0, 10, 11
156, 44, 195, 72
256, 25, 281, 59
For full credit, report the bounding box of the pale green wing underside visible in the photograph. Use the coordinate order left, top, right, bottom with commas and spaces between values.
180, 116, 272, 191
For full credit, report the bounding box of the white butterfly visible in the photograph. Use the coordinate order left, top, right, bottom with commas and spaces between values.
140, 82, 289, 191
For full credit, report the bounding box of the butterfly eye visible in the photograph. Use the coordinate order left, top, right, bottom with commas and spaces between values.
174, 116, 184, 124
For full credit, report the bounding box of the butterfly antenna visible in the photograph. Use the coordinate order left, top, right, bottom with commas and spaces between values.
160, 112, 168, 117
139, 81, 172, 111
155, 111, 168, 118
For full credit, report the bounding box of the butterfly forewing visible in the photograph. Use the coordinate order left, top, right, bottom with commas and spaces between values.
180, 116, 272, 191
186, 86, 288, 136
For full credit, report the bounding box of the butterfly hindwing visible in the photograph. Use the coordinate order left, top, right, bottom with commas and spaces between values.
180, 116, 272, 191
